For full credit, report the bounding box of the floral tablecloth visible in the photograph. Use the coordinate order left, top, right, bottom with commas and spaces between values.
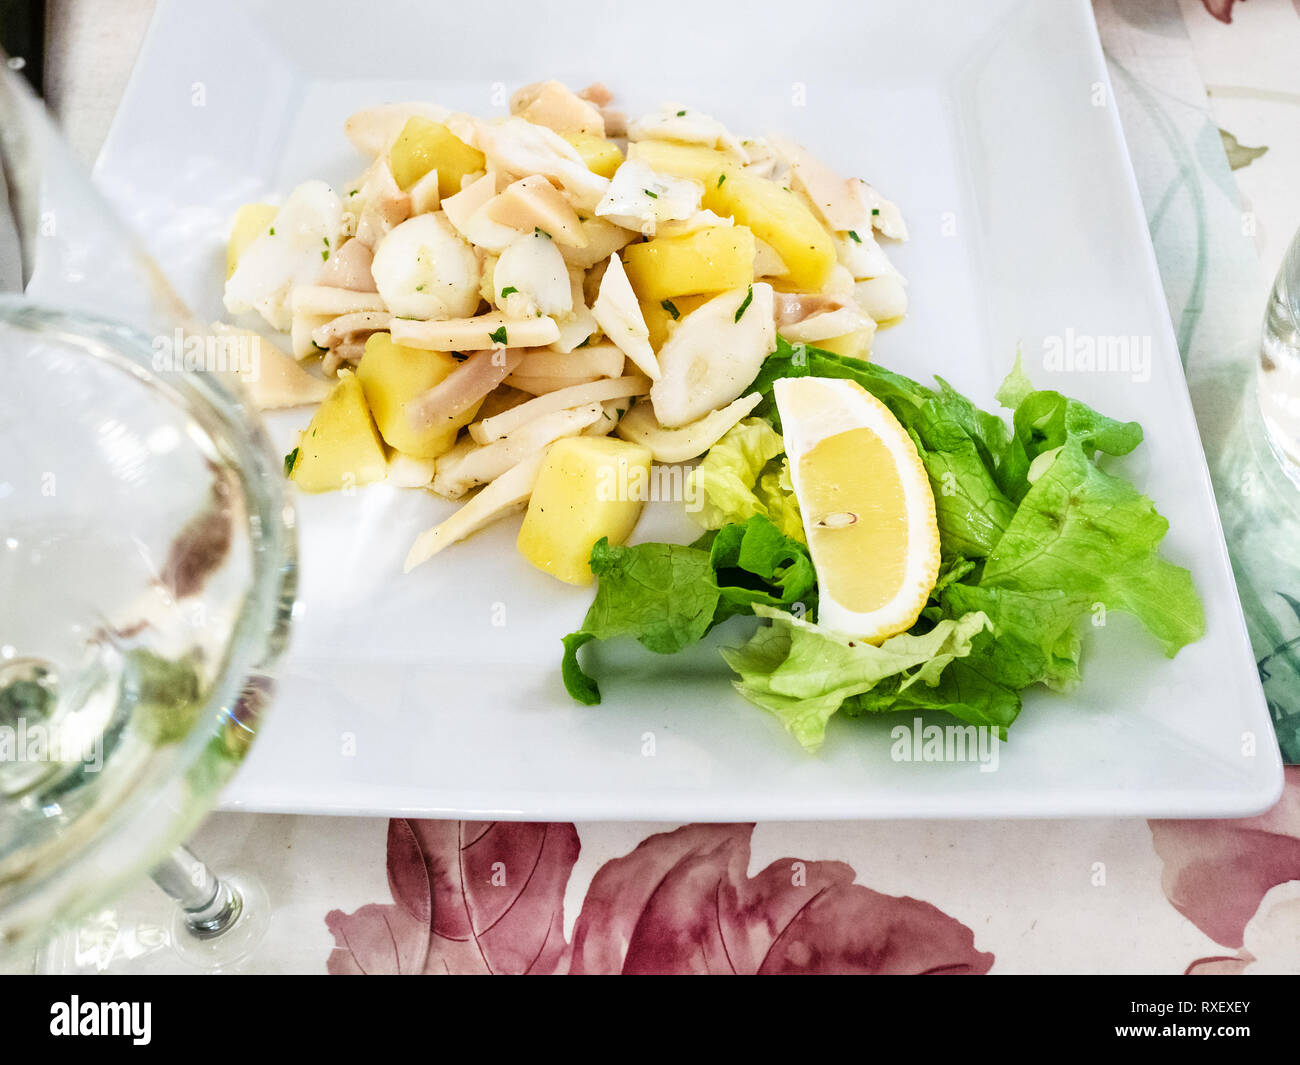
42, 0, 1300, 974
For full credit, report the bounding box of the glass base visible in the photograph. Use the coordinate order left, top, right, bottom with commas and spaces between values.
34, 869, 270, 974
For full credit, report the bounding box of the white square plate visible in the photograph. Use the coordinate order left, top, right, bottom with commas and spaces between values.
95, 0, 1282, 819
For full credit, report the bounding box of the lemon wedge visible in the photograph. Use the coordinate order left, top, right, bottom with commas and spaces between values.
774, 376, 940, 642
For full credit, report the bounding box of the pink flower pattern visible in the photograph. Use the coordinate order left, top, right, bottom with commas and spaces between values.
325, 771, 1300, 976
1200, 0, 1243, 24
1149, 767, 1300, 973
326, 821, 993, 975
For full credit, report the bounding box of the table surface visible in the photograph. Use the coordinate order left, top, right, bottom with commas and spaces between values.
33, 0, 1300, 974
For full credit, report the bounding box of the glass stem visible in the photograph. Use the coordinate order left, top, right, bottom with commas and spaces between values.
149, 846, 243, 940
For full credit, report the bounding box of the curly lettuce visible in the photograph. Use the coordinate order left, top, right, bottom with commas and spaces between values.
561, 340, 1206, 753
722, 606, 992, 752
562, 516, 814, 705
686, 418, 804, 542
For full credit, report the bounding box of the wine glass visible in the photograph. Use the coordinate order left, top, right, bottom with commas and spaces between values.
0, 56, 295, 970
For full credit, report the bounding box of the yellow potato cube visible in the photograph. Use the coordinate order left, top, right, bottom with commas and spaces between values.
816, 326, 876, 360
622, 226, 755, 302
702, 170, 835, 291
291, 374, 388, 493
388, 117, 485, 198
517, 436, 652, 585
639, 293, 710, 351
627, 141, 735, 185
562, 133, 625, 178
226, 202, 278, 279
356, 332, 483, 458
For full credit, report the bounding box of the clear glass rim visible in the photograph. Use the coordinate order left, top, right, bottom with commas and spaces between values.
0, 296, 297, 953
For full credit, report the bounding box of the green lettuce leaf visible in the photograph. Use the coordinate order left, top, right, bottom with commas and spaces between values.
721, 606, 992, 751
939, 582, 1086, 693
687, 418, 804, 541
903, 383, 1016, 559
912, 421, 1017, 560
861, 582, 1087, 734
754, 457, 803, 542
750, 337, 931, 433
993, 353, 1144, 502
708, 514, 817, 621
993, 349, 1035, 409
981, 440, 1204, 656
561, 538, 718, 705
841, 641, 1023, 735
561, 517, 816, 705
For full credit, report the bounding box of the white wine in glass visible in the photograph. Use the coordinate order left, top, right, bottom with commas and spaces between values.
0, 57, 295, 971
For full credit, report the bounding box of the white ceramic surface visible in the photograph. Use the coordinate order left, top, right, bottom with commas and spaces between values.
93, 0, 1282, 819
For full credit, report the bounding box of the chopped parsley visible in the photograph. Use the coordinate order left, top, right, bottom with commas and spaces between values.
489, 325, 509, 345
716, 173, 726, 188
283, 447, 300, 478
534, 227, 552, 239
848, 229, 862, 243
643, 188, 659, 199
676, 109, 686, 117
268, 226, 275, 236
734, 285, 754, 323
500, 286, 519, 298
660, 299, 679, 320
415, 284, 425, 291
321, 249, 329, 261
872, 207, 880, 217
